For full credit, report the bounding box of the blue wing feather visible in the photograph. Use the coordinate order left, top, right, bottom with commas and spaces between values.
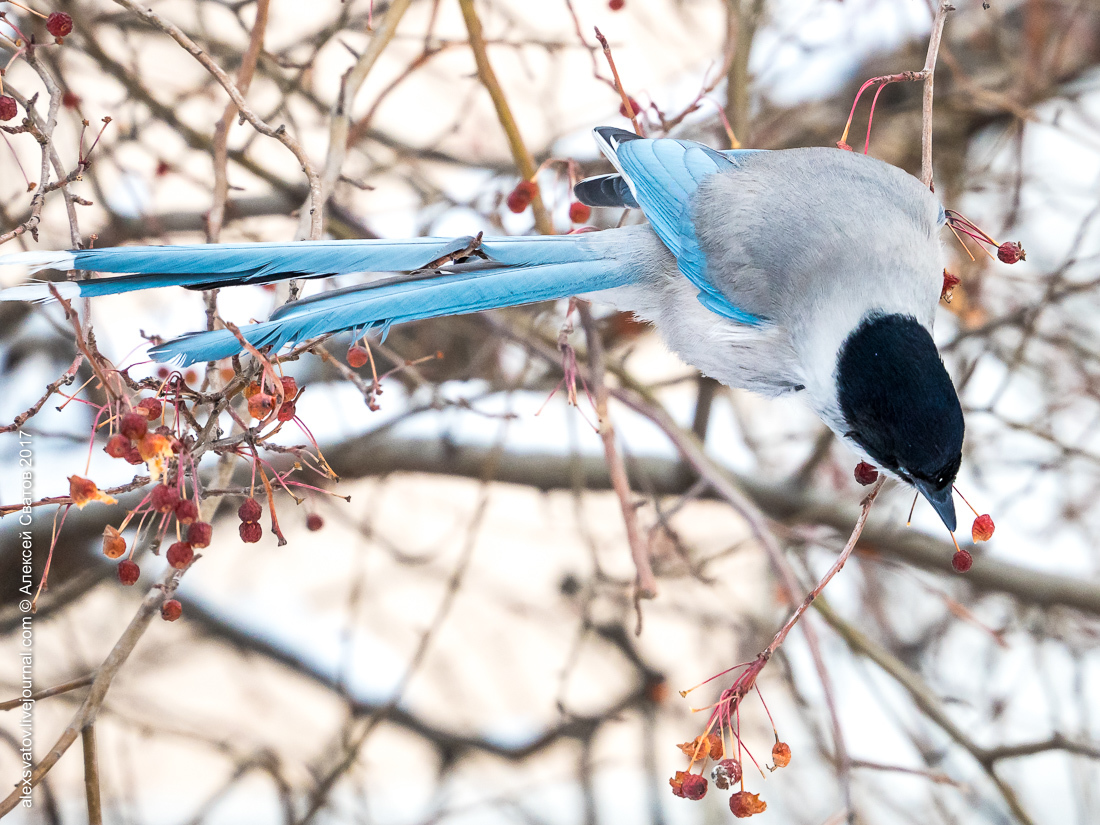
598, 129, 764, 325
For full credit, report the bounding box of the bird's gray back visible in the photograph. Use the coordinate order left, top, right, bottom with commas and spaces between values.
692, 148, 944, 327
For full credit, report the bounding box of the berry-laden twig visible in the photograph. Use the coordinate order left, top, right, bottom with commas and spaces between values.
671, 475, 886, 811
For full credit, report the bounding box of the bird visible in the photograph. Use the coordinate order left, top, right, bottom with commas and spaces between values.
0, 127, 964, 531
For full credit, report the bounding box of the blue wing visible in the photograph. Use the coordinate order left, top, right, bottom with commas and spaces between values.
593, 128, 762, 325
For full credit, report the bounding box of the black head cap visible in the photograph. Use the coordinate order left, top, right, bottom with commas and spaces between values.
836, 313, 964, 531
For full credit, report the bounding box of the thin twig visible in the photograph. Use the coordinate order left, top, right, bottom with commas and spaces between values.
921, 1, 954, 187
576, 303, 657, 609
82, 725, 102, 825
456, 0, 553, 235
110, 0, 323, 238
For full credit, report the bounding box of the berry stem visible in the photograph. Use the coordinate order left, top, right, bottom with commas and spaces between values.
952, 485, 982, 518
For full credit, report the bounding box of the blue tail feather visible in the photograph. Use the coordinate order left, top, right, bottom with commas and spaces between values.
150, 259, 633, 364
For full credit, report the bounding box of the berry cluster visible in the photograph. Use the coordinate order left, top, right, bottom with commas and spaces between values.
669, 668, 791, 818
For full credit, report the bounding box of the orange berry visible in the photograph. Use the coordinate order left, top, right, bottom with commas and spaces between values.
972, 514, 995, 542
347, 345, 369, 369
771, 741, 791, 768
729, 791, 767, 817
102, 526, 126, 559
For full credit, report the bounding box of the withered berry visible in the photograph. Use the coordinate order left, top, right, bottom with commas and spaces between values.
46, 12, 73, 38
276, 401, 296, 422
306, 513, 324, 531
166, 541, 193, 569
239, 521, 263, 543
120, 411, 148, 440
102, 526, 126, 559
771, 741, 791, 768
679, 773, 707, 800
62, 90, 80, 109
972, 514, 995, 542
136, 397, 163, 419
174, 498, 199, 524
150, 484, 179, 513
161, 599, 182, 622
280, 376, 298, 397
854, 461, 878, 485
941, 270, 961, 302
729, 791, 767, 818
238, 497, 262, 523
0, 96, 17, 121
951, 550, 973, 573
568, 202, 592, 224
609, 0, 625, 9
247, 392, 275, 420
506, 180, 538, 214
619, 97, 640, 118
997, 241, 1025, 264
187, 521, 213, 548
711, 758, 742, 790
117, 560, 140, 586
105, 434, 132, 458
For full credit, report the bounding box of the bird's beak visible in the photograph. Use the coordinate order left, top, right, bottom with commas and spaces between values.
913, 479, 957, 532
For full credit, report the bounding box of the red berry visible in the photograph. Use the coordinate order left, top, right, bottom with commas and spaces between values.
280, 376, 298, 397
276, 400, 296, 422
155, 159, 171, 177
174, 498, 199, 524
124, 444, 144, 465
187, 521, 213, 548
951, 549, 973, 573
117, 560, 140, 586
972, 513, 995, 542
105, 434, 132, 458
0, 96, 17, 121
836, 140, 853, 152
609, 0, 625, 9
347, 345, 369, 369
120, 411, 148, 440
238, 497, 262, 523
506, 180, 538, 214
568, 201, 592, 224
136, 397, 163, 419
306, 513, 324, 532
239, 521, 263, 543
711, 758, 742, 790
166, 541, 193, 569
854, 461, 879, 485
61, 90, 80, 109
150, 484, 180, 513
618, 96, 640, 118
997, 241, 1025, 264
46, 11, 73, 38
161, 599, 183, 622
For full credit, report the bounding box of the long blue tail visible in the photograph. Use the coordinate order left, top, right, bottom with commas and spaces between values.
0, 231, 639, 364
